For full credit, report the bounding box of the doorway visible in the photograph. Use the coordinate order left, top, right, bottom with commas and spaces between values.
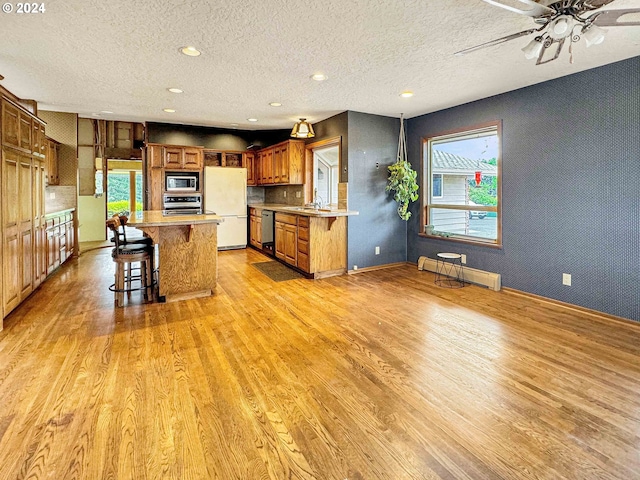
106, 159, 143, 239
304, 136, 341, 206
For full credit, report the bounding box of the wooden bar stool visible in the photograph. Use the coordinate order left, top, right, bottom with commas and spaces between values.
106, 216, 155, 307
110, 214, 155, 286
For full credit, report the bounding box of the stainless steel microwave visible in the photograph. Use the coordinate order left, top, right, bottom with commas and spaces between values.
166, 174, 198, 192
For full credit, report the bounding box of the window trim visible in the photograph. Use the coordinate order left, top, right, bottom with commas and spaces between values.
421, 120, 503, 248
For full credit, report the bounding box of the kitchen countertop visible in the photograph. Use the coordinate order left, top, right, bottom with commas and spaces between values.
44, 208, 75, 218
127, 210, 223, 227
248, 203, 359, 217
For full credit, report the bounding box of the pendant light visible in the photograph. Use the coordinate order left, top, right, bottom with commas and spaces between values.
290, 118, 315, 139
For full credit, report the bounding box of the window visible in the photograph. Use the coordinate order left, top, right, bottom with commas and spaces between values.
432, 173, 443, 198
422, 121, 501, 246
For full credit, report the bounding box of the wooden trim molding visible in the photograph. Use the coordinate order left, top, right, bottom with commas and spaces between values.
348, 262, 411, 275
502, 287, 639, 328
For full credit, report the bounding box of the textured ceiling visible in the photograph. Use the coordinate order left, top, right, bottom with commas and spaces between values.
1, 0, 639, 130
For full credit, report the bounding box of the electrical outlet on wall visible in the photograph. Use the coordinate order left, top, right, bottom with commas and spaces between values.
296, 191, 301, 198
461, 254, 467, 264
283, 191, 287, 198
375, 246, 380, 255
562, 273, 572, 286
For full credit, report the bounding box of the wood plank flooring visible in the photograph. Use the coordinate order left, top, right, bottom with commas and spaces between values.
0, 247, 639, 479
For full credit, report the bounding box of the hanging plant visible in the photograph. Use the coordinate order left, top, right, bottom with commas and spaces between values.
386, 114, 419, 221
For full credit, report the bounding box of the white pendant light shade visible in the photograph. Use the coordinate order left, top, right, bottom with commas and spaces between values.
583, 24, 607, 47
549, 15, 575, 40
522, 37, 544, 60
290, 118, 315, 138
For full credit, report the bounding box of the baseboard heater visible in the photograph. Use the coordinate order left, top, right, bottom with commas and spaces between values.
417, 256, 501, 291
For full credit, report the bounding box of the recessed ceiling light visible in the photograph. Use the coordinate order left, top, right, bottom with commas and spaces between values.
168, 88, 183, 94
247, 118, 258, 122
91, 113, 100, 116
100, 110, 113, 114
163, 108, 176, 113
400, 91, 414, 98
230, 123, 239, 127
311, 73, 328, 81
269, 102, 282, 107
180, 46, 201, 57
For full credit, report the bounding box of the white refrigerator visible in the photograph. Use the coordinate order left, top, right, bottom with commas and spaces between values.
204, 167, 247, 250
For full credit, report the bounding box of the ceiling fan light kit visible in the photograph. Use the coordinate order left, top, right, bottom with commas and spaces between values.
456, 0, 640, 65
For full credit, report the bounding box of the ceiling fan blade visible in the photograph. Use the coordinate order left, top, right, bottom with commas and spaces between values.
454, 29, 537, 56
591, 8, 640, 27
583, 0, 617, 8
480, 0, 555, 18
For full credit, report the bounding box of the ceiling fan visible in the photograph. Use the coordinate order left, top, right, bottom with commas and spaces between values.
455, 0, 640, 65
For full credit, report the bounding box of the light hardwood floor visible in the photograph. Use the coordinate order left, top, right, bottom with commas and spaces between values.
0, 247, 639, 479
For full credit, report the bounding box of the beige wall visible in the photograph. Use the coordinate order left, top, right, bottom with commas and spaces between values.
77, 195, 106, 242
39, 110, 78, 187
39, 110, 79, 213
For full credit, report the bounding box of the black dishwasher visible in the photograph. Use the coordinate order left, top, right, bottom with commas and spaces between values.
261, 210, 275, 254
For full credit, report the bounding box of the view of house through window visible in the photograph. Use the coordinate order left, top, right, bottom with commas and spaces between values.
423, 122, 501, 245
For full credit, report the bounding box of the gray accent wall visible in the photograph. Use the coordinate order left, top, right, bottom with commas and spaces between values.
407, 56, 640, 322
347, 111, 406, 270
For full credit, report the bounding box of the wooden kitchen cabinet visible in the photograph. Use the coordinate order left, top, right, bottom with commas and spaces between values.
32, 158, 47, 288
2, 99, 21, 151
274, 212, 298, 267
297, 216, 310, 273
257, 140, 304, 186
144, 143, 204, 210
273, 211, 347, 277
45, 210, 75, 276
245, 151, 256, 186
45, 137, 60, 185
259, 148, 274, 185
2, 147, 21, 315
32, 120, 45, 157
249, 207, 262, 248
19, 112, 32, 151
143, 144, 164, 211
284, 224, 297, 266
1, 87, 70, 326
162, 145, 203, 170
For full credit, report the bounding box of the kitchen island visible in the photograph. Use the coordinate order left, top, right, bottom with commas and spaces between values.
127, 211, 223, 302
249, 204, 359, 278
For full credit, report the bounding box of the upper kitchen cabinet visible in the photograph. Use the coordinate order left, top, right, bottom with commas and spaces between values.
258, 148, 273, 184
203, 149, 245, 168
162, 145, 203, 170
32, 120, 46, 158
2, 100, 21, 151
45, 137, 60, 185
258, 139, 304, 186
245, 151, 256, 186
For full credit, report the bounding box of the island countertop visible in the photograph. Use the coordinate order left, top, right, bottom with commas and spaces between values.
248, 203, 359, 217
127, 210, 223, 227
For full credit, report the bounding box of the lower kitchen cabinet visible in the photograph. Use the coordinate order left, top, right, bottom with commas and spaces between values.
275, 213, 297, 266
249, 207, 262, 248
274, 212, 347, 278
45, 210, 75, 276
